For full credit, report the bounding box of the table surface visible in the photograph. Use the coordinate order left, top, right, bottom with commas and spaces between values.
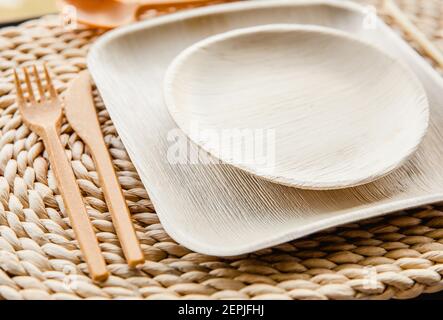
1, 2, 443, 301
0, 0, 57, 24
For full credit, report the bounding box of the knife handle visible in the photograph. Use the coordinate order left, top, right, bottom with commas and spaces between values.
91, 140, 145, 267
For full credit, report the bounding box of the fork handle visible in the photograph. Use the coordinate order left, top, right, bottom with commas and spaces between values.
41, 125, 108, 282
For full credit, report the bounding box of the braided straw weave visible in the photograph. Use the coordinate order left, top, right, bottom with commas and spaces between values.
1, 0, 443, 300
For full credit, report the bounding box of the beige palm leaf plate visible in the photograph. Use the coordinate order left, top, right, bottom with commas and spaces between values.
88, 0, 443, 256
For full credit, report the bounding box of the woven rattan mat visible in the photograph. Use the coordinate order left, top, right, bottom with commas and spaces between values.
0, 0, 443, 300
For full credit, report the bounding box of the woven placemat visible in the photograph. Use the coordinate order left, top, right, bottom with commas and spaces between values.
0, 0, 443, 300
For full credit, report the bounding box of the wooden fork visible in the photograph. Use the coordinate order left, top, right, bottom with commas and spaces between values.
14, 65, 109, 282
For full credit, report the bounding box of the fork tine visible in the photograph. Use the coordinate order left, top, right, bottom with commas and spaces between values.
33, 65, 46, 102
43, 64, 57, 98
22, 67, 36, 104
13, 69, 25, 108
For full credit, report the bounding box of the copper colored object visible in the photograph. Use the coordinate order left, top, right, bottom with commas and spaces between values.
14, 65, 109, 282
64, 71, 145, 267
58, 0, 232, 29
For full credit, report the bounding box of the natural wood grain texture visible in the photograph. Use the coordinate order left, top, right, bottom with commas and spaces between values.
64, 71, 144, 267
14, 66, 108, 281
164, 24, 429, 190
88, 0, 443, 256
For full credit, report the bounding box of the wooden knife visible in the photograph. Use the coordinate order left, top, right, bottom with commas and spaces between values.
64, 71, 144, 267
